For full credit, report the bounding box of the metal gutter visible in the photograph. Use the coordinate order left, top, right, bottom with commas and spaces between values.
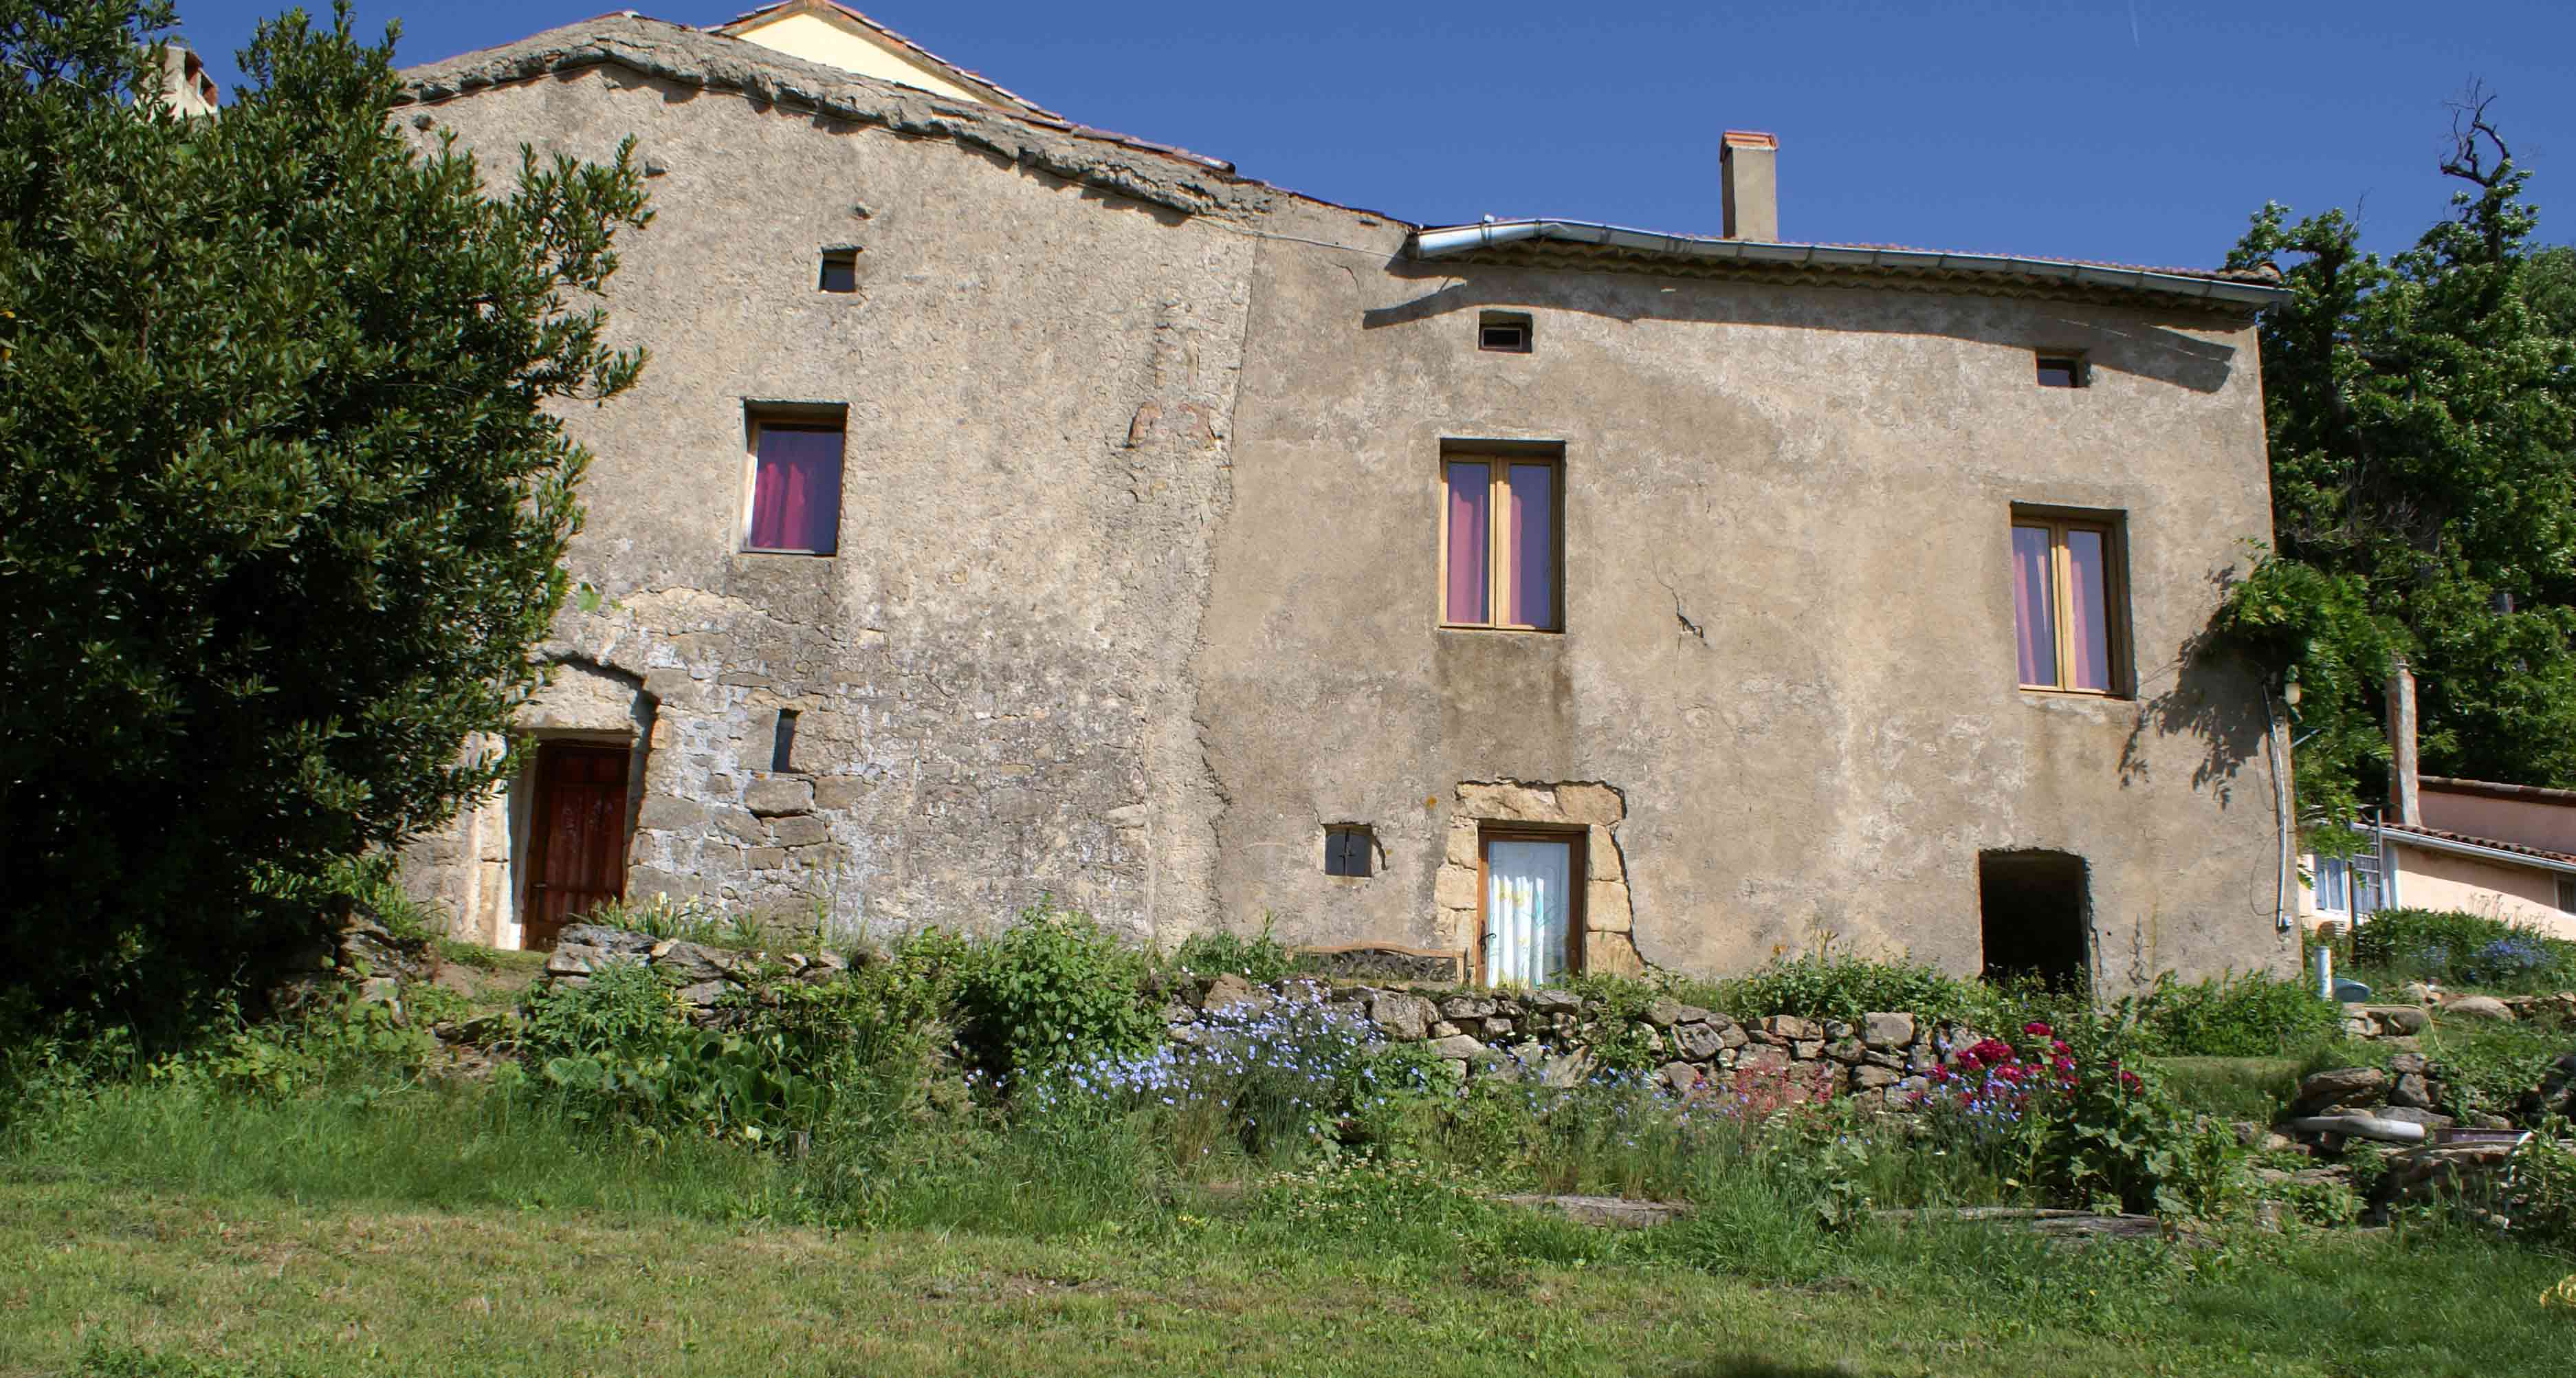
1410, 219, 2288, 308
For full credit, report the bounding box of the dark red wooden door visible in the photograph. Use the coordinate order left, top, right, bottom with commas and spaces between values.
524, 742, 631, 950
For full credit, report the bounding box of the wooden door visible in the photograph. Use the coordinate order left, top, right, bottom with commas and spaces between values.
523, 742, 631, 950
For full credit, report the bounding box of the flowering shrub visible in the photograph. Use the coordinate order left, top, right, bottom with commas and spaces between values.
1912, 1018, 2230, 1215
1004, 992, 1435, 1164
2351, 908, 2576, 993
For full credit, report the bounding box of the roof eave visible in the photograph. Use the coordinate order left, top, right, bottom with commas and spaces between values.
1409, 219, 2287, 309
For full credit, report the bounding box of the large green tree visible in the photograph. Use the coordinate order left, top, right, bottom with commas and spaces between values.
0, 1, 648, 1019
2221, 95, 2576, 831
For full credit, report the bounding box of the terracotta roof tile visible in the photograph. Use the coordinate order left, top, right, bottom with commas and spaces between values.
2381, 821, 2576, 870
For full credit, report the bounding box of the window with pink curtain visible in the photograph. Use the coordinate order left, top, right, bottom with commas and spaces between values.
2065, 528, 2112, 690
747, 424, 844, 555
1506, 463, 1556, 628
2012, 516, 2121, 692
2011, 524, 2056, 686
1444, 460, 1490, 624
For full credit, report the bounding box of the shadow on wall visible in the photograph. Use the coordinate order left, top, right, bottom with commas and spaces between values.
1358, 259, 2240, 395
2117, 576, 2270, 804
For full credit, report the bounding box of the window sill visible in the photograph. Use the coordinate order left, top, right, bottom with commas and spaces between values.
2016, 685, 2130, 703
740, 547, 836, 558
1440, 623, 1564, 635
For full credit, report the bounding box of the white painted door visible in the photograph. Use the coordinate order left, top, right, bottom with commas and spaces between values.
1485, 838, 1572, 986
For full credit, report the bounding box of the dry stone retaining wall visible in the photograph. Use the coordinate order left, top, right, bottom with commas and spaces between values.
1178, 972, 1966, 1103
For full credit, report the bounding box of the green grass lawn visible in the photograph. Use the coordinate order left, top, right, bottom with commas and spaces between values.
7, 1164, 2573, 1377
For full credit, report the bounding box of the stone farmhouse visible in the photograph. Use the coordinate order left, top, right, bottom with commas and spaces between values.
393, 5, 2298, 989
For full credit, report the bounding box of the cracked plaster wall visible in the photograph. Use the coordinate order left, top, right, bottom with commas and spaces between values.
1200, 195, 2296, 985
397, 54, 1244, 945
394, 17, 2293, 985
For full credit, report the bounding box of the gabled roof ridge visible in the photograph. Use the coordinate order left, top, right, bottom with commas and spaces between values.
716, 0, 1066, 122
395, 13, 1313, 223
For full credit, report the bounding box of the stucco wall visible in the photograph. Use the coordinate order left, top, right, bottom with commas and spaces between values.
1200, 202, 2292, 985
2421, 787, 2576, 855
399, 61, 1248, 945
2385, 844, 2576, 940
392, 23, 2293, 983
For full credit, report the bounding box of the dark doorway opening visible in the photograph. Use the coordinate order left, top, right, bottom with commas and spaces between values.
1979, 849, 2091, 989
524, 741, 632, 950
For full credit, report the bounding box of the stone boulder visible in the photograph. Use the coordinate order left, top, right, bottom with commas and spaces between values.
650, 940, 733, 985
1861, 1012, 1916, 1050
2443, 995, 2516, 1022
1671, 1020, 1724, 1061
1200, 972, 1274, 1014
557, 923, 657, 956
2293, 1066, 2386, 1113
1370, 992, 1435, 1039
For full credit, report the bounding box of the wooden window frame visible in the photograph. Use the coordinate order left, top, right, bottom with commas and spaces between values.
1479, 311, 1533, 353
1438, 447, 1565, 633
1473, 824, 1587, 985
2012, 507, 2130, 697
2556, 873, 2575, 914
738, 402, 848, 556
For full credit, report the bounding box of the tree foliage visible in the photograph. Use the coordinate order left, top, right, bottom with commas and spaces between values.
2219, 93, 2576, 829
0, 1, 649, 1019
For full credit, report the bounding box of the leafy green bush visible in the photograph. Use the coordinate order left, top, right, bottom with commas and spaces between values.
2425, 1021, 2569, 1124
144, 992, 434, 1102
1, 4, 652, 1025
1170, 917, 1297, 983
2351, 908, 2576, 993
2133, 972, 2340, 1057
1709, 952, 1981, 1026
2505, 1118, 2576, 1252
954, 904, 1160, 1078
1548, 973, 1682, 1073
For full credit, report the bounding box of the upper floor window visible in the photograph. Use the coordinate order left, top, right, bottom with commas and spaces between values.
1442, 450, 1561, 631
743, 408, 845, 556
2011, 510, 2124, 693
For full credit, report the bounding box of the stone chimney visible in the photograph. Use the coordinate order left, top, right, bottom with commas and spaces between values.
156, 43, 220, 118
1721, 130, 1778, 241
2387, 658, 2421, 826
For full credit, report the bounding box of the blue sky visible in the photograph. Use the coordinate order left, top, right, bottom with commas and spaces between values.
168, 1, 2574, 269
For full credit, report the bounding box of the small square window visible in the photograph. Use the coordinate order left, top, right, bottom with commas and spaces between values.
818, 247, 861, 293
2036, 354, 2088, 388
743, 407, 846, 556
1324, 825, 1374, 878
2557, 874, 2575, 913
1479, 311, 1532, 353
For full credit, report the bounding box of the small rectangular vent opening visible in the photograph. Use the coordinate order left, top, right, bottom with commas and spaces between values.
1324, 824, 1375, 877
1479, 311, 1532, 353
818, 247, 861, 293
2036, 353, 2089, 389
771, 710, 800, 773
